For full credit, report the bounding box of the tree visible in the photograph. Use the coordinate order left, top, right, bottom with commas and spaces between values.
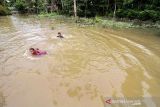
1, 0, 160, 21
73, 0, 77, 17
113, 0, 117, 18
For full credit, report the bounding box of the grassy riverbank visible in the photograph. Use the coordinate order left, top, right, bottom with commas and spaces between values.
38, 13, 160, 29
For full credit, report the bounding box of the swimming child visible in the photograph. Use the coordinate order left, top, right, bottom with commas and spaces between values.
29, 48, 47, 56
57, 32, 64, 38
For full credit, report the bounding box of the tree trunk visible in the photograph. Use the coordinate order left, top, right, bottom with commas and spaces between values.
84, 0, 87, 17
73, 0, 77, 17
113, 0, 116, 18
61, 0, 64, 9
107, 0, 110, 10
51, 0, 54, 13
44, 0, 48, 13
35, 0, 38, 14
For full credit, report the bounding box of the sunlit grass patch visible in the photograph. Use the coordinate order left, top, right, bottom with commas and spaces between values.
38, 12, 59, 17
100, 20, 135, 28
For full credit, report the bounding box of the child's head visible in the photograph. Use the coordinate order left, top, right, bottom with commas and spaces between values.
58, 32, 61, 36
29, 48, 35, 52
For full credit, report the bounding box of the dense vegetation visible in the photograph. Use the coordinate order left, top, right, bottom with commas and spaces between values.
0, 2, 11, 16
0, 0, 160, 22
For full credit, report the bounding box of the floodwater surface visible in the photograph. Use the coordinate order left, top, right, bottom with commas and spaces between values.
0, 15, 160, 107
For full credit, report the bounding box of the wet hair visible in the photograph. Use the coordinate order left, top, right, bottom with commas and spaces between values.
57, 32, 64, 38
29, 48, 35, 51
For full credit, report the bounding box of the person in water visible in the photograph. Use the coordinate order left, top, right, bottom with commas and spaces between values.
57, 32, 64, 38
29, 48, 47, 56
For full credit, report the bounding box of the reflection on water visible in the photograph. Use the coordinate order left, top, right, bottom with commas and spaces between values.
0, 15, 160, 107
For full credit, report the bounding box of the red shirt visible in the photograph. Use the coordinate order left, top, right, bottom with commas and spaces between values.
32, 51, 38, 55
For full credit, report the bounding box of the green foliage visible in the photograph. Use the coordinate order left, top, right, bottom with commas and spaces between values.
38, 12, 59, 17
101, 20, 134, 28
139, 10, 160, 21
127, 10, 138, 19
95, 16, 103, 23
116, 9, 138, 19
116, 9, 127, 18
0, 5, 11, 16
36, 0, 47, 13
2, 0, 160, 21
15, 0, 27, 13
60, 0, 73, 15
117, 9, 160, 21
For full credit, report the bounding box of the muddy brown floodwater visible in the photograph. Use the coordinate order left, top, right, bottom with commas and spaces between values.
0, 15, 160, 107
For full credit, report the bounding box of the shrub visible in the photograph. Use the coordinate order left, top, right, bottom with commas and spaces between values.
95, 16, 103, 23
116, 9, 127, 18
146, 10, 160, 21
116, 9, 138, 19
15, 1, 27, 13
0, 5, 11, 16
116, 9, 160, 21
127, 10, 138, 19
138, 10, 160, 21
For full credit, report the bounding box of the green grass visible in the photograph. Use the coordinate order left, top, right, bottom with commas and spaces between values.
77, 16, 160, 29
37, 13, 160, 29
38, 12, 57, 17
38, 12, 64, 18
76, 16, 138, 28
